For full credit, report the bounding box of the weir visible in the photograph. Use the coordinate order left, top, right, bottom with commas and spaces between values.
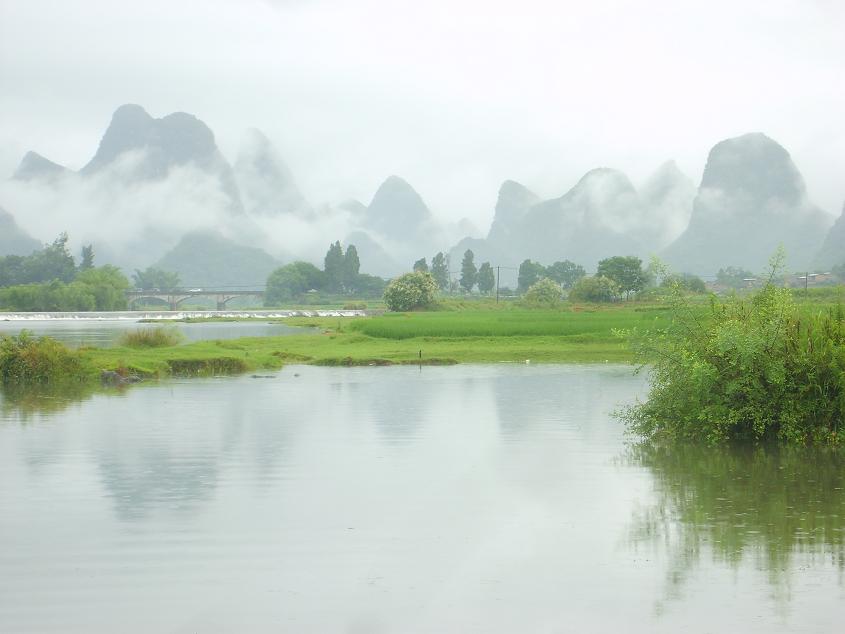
125, 289, 265, 310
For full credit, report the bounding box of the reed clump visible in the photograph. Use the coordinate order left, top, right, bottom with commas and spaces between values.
119, 327, 183, 348
0, 331, 85, 384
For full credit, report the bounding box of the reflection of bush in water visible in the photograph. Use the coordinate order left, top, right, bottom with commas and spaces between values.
629, 443, 845, 595
0, 380, 100, 419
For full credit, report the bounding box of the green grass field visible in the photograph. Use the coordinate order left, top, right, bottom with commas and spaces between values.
5, 295, 839, 383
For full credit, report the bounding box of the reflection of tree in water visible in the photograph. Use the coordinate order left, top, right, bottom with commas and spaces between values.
1, 381, 101, 420
96, 448, 219, 522
628, 443, 845, 607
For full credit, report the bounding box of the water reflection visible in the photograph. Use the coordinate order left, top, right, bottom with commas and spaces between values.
628, 443, 845, 606
0, 380, 102, 419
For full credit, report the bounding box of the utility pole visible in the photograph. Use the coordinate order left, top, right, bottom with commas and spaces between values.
496, 266, 500, 304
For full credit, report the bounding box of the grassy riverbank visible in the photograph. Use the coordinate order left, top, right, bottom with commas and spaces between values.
3, 294, 841, 384
75, 304, 678, 378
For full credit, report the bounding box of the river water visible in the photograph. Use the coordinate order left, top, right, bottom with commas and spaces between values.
0, 363, 842, 632
0, 310, 357, 346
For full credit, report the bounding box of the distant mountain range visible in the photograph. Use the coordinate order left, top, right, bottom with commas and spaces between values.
2, 104, 842, 282
0, 206, 41, 256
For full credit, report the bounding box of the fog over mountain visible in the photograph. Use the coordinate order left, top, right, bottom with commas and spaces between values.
662, 133, 832, 274
12, 152, 69, 182
0, 103, 841, 281
0, 206, 41, 256
814, 203, 845, 270
233, 128, 310, 218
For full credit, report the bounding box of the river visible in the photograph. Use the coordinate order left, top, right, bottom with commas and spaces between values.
0, 362, 842, 632
0, 310, 367, 347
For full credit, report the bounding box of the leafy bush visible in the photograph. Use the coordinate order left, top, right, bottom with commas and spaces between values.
522, 278, 562, 308
621, 272, 845, 444
383, 271, 438, 312
661, 273, 707, 294
0, 332, 84, 384
569, 275, 619, 302
119, 327, 183, 348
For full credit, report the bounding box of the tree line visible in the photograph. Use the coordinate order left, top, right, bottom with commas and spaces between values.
264, 241, 386, 305
0, 234, 130, 311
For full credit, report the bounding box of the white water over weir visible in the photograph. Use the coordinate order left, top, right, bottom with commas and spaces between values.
0, 309, 369, 321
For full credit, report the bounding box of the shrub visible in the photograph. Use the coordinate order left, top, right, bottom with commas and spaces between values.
119, 327, 183, 348
383, 271, 438, 312
569, 275, 619, 302
522, 278, 562, 308
0, 331, 84, 384
621, 275, 845, 444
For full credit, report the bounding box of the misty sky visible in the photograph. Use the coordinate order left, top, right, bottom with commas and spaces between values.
1, 0, 843, 228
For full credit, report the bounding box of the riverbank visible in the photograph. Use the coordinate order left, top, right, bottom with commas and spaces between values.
71, 306, 667, 378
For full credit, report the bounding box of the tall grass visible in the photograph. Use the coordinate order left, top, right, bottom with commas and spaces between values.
119, 327, 183, 348
350, 309, 674, 340
622, 280, 845, 444
0, 331, 84, 384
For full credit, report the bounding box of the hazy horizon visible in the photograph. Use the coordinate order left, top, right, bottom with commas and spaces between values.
2, 0, 844, 229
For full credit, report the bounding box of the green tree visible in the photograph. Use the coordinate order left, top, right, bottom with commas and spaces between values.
546, 260, 585, 289
621, 253, 845, 444
431, 252, 449, 290
661, 273, 706, 294
132, 267, 181, 291
0, 255, 26, 287
523, 278, 562, 307
517, 259, 545, 292
597, 256, 646, 300
265, 262, 325, 305
343, 244, 360, 290
383, 271, 438, 311
22, 233, 76, 284
75, 265, 130, 310
79, 245, 95, 271
717, 266, 756, 288
324, 241, 344, 292
413, 257, 429, 272
477, 262, 495, 294
568, 275, 619, 302
351, 273, 386, 298
459, 250, 477, 292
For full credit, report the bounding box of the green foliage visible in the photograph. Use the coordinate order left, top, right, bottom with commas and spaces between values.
597, 255, 647, 299
383, 271, 438, 311
431, 252, 450, 290
546, 260, 585, 289
459, 249, 477, 292
0, 331, 84, 384
477, 262, 495, 294
622, 267, 845, 444
344, 244, 360, 286
119, 327, 183, 348
265, 261, 325, 304
75, 265, 130, 310
517, 259, 545, 292
0, 233, 77, 286
522, 278, 562, 307
716, 266, 756, 288
132, 267, 181, 291
568, 275, 619, 302
79, 244, 95, 271
324, 240, 344, 291
661, 273, 707, 294
413, 257, 429, 272
0, 265, 130, 312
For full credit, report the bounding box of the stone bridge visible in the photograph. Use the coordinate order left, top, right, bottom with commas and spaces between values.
126, 289, 265, 310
